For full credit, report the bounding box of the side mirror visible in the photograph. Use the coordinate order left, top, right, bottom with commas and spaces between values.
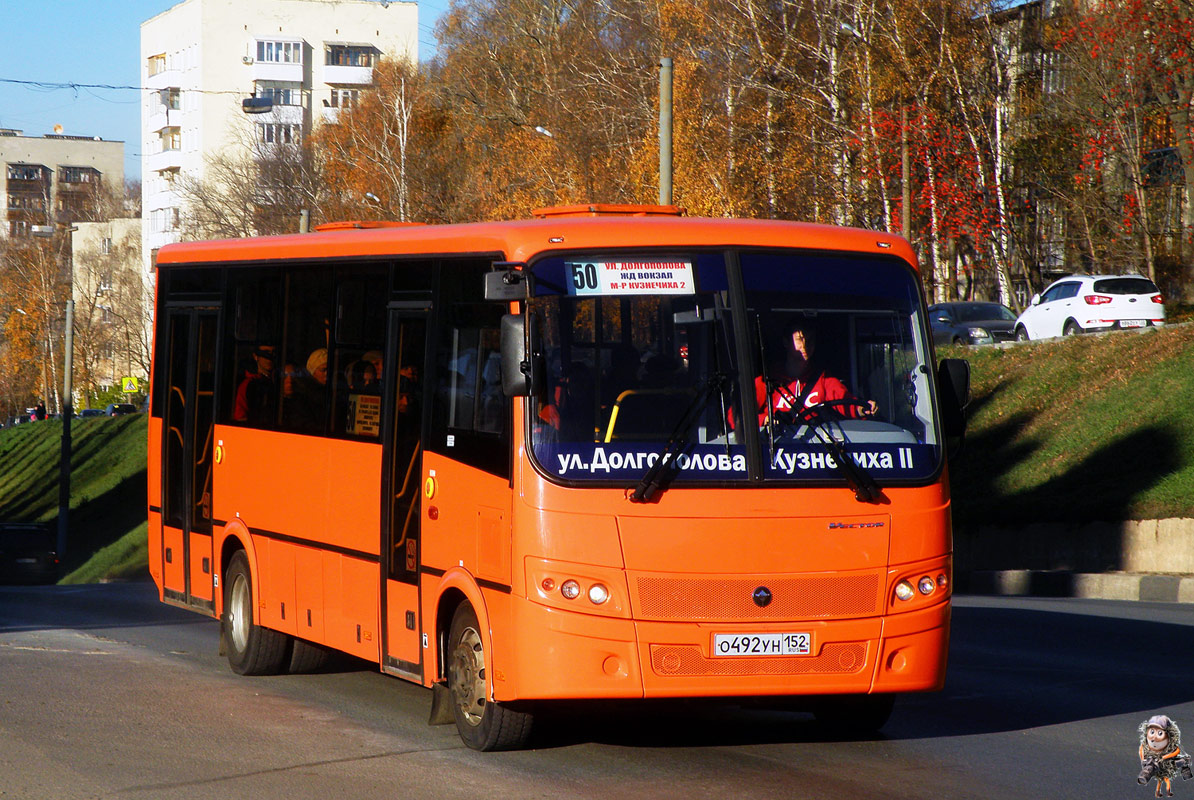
1030, 293, 1041, 306
936, 358, 970, 458
500, 314, 542, 397
485, 267, 528, 301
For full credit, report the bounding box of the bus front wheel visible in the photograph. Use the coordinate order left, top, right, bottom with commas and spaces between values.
223, 551, 289, 676
447, 603, 533, 751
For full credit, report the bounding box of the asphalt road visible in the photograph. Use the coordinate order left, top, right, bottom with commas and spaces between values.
1, 582, 1190, 799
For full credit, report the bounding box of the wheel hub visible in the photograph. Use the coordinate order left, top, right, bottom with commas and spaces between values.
450, 626, 486, 726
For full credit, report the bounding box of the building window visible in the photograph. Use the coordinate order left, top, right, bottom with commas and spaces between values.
151, 208, 181, 233
7, 164, 48, 181
257, 40, 303, 65
326, 44, 376, 67
256, 81, 302, 107
148, 53, 166, 76
329, 88, 359, 108
258, 123, 302, 145
9, 220, 30, 236
160, 127, 181, 151
6, 193, 44, 211
60, 166, 99, 184
101, 238, 113, 256
161, 88, 182, 111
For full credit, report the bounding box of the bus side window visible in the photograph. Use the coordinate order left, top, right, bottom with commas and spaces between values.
428, 260, 509, 478
223, 268, 281, 427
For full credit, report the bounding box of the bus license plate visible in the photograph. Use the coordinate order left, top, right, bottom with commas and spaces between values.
713, 632, 811, 657
1121, 319, 1145, 328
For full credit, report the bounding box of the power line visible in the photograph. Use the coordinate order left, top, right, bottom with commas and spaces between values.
0, 78, 248, 96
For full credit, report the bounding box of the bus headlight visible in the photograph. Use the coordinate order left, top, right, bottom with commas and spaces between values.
918, 576, 936, 595
894, 580, 915, 601
588, 583, 610, 605
560, 579, 581, 600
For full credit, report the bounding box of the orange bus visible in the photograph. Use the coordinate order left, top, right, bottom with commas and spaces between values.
148, 204, 969, 750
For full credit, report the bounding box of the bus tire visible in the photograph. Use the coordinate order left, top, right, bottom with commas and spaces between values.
447, 603, 533, 751
813, 693, 895, 735
224, 551, 289, 676
288, 638, 333, 673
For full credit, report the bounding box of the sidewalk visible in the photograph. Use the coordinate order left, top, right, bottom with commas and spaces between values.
961, 569, 1194, 603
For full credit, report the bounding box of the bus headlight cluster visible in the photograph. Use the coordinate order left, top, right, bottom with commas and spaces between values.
895, 574, 948, 602
543, 577, 610, 605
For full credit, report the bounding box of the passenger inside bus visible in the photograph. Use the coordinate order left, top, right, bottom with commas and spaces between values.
281, 348, 329, 432
537, 359, 597, 441
362, 349, 383, 382
233, 345, 278, 425
346, 359, 380, 394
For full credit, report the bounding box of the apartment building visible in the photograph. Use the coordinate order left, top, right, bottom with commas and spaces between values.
140, 0, 418, 268
0, 130, 124, 238
71, 219, 150, 398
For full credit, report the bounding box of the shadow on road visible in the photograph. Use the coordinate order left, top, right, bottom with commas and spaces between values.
0, 580, 210, 634
4, 584, 1190, 749
529, 600, 1194, 748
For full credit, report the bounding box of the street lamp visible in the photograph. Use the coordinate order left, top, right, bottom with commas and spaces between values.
31, 224, 75, 562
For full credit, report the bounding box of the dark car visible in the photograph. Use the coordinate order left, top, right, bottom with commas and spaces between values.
928, 301, 1018, 346
104, 403, 137, 416
77, 408, 106, 420
0, 522, 58, 584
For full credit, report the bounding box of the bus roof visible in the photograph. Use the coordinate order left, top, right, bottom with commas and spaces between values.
155, 212, 917, 271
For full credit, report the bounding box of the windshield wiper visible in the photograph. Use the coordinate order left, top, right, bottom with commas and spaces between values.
629, 374, 729, 503
774, 394, 884, 504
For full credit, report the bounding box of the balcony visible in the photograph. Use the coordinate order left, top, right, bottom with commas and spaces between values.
146, 148, 184, 173
258, 103, 304, 126
251, 60, 303, 84
323, 65, 373, 85
145, 68, 181, 90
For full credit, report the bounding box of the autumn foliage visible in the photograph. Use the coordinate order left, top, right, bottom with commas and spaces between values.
182, 0, 1194, 306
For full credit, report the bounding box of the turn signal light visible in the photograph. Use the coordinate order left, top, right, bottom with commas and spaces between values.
1083, 294, 1112, 305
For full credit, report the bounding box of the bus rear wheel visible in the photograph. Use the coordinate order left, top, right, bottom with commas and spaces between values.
447, 603, 533, 751
224, 551, 289, 676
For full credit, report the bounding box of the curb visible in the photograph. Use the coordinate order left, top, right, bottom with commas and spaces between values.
962, 570, 1194, 604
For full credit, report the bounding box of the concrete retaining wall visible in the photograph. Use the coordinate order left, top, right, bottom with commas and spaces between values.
955, 518, 1194, 576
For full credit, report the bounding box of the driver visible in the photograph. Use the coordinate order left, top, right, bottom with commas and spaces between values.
752, 322, 877, 426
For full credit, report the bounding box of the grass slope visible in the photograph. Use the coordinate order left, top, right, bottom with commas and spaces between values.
946, 323, 1194, 528
0, 414, 148, 582
3, 326, 1192, 582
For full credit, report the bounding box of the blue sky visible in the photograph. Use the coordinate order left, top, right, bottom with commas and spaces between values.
0, 0, 449, 182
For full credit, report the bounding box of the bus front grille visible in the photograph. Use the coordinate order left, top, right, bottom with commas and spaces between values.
649, 642, 869, 677
633, 573, 882, 621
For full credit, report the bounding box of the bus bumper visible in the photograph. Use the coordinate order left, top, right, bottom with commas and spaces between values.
502, 595, 949, 701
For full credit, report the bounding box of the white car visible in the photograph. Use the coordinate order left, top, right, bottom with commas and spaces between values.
1014, 274, 1165, 340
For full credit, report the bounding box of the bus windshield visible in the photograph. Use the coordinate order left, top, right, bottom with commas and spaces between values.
527, 249, 940, 487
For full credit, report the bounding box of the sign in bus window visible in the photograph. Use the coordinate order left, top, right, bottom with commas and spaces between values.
565, 260, 696, 296
345, 393, 381, 437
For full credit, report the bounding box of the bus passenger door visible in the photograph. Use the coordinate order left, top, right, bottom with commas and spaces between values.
160, 308, 219, 611
382, 312, 428, 679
